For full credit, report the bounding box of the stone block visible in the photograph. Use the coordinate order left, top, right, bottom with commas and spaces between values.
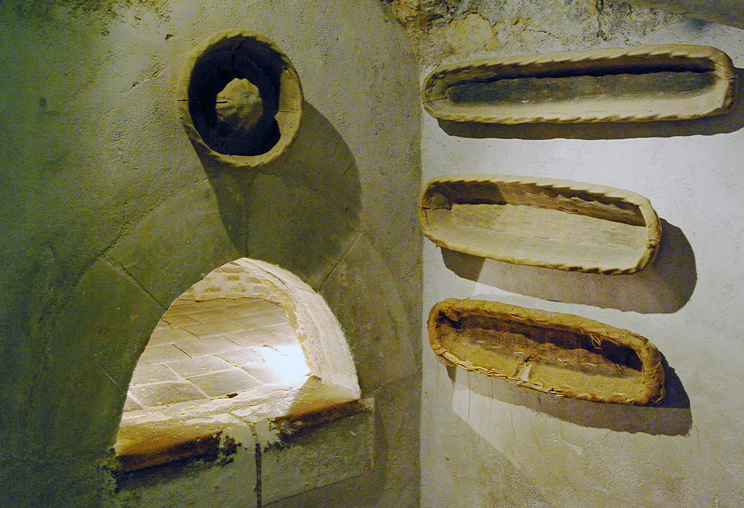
106, 181, 245, 308
112, 418, 258, 508
165, 356, 234, 378
29, 258, 165, 455
261, 401, 375, 504
129, 381, 206, 407
217, 348, 266, 366
131, 364, 180, 385
187, 368, 262, 397
175, 336, 242, 358
245, 174, 358, 288
319, 234, 418, 392
137, 344, 191, 365
148, 327, 199, 346
180, 320, 245, 338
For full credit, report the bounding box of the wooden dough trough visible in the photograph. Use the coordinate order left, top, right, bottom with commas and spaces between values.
421, 44, 737, 123
419, 175, 661, 274
429, 299, 666, 405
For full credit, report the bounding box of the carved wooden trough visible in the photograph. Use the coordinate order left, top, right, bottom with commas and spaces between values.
421, 44, 736, 123
419, 175, 661, 274
429, 299, 666, 405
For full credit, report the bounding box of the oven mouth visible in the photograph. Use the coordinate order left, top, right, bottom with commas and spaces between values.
112, 258, 361, 474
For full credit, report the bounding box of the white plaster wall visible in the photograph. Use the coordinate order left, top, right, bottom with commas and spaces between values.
420, 12, 744, 508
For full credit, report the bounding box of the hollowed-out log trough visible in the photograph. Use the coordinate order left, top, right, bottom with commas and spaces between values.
419, 175, 662, 274
422, 44, 736, 124
429, 299, 665, 405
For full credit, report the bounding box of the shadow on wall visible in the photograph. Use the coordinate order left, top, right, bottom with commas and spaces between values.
435, 68, 744, 140
441, 219, 696, 314
424, 414, 549, 507
243, 103, 363, 288
27, 101, 365, 467
448, 357, 692, 436
196, 102, 362, 286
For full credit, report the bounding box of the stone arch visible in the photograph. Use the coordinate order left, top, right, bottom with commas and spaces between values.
210, 258, 359, 394
127, 256, 359, 404
35, 174, 364, 456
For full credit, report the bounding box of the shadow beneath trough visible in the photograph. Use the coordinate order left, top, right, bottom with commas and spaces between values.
449, 354, 691, 436
441, 219, 696, 314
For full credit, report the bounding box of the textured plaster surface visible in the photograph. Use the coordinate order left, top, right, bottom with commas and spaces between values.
624, 0, 744, 30
420, 2, 744, 507
0, 0, 420, 505
387, 0, 691, 67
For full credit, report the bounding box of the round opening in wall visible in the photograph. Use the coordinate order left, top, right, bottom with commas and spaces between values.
178, 30, 303, 168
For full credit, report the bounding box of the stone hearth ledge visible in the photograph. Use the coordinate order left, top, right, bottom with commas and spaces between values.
108, 377, 374, 500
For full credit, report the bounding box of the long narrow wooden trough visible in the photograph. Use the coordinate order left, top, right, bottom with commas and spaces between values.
421, 44, 737, 124
419, 175, 662, 274
429, 299, 665, 405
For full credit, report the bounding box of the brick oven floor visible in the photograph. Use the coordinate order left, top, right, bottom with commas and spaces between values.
124, 297, 310, 412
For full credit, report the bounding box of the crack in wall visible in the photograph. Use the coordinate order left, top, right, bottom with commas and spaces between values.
251, 426, 263, 507
101, 253, 168, 310
317, 231, 363, 292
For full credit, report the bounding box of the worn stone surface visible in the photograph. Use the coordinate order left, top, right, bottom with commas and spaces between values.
114, 422, 227, 472
624, 0, 744, 30
261, 404, 375, 504
110, 392, 373, 505
0, 0, 420, 506
444, 12, 500, 54
388, 0, 688, 66
110, 421, 259, 507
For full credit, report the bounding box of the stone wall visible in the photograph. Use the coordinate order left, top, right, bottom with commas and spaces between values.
0, 0, 421, 505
